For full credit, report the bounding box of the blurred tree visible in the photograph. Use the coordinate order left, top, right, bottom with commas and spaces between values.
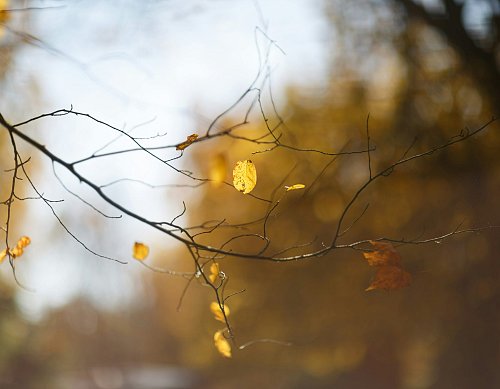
145, 1, 500, 388
0, 1, 499, 388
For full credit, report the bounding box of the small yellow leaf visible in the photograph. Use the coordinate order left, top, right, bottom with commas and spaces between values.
0, 249, 6, 263
208, 262, 220, 283
10, 246, 23, 258
285, 184, 306, 191
232, 160, 257, 194
214, 330, 232, 358
176, 133, 198, 151
210, 301, 230, 323
133, 242, 149, 261
17, 236, 31, 249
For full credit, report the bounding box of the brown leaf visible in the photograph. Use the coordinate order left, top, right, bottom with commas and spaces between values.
363, 241, 412, 291
363, 240, 401, 267
176, 133, 198, 151
365, 265, 412, 291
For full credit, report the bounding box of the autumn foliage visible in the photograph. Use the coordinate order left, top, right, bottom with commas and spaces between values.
363, 241, 412, 291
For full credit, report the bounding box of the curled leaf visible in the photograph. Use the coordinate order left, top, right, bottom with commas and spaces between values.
17, 236, 31, 249
10, 246, 23, 258
176, 133, 198, 151
232, 160, 257, 194
133, 242, 149, 261
0, 235, 32, 262
214, 330, 232, 358
285, 184, 306, 192
210, 301, 230, 323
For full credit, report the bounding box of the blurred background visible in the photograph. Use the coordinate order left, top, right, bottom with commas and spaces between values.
0, 0, 499, 388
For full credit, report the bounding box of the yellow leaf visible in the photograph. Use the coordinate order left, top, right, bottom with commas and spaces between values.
176, 133, 198, 151
209, 153, 227, 187
133, 242, 149, 261
208, 262, 220, 283
17, 236, 31, 249
210, 301, 230, 323
285, 184, 306, 191
214, 330, 232, 358
232, 160, 257, 194
0, 249, 6, 263
10, 246, 23, 258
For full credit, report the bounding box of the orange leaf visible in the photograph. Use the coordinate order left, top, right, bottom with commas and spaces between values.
363, 240, 401, 267
17, 236, 31, 249
176, 133, 198, 151
214, 330, 232, 358
10, 246, 23, 258
365, 265, 412, 291
363, 241, 411, 291
133, 242, 149, 261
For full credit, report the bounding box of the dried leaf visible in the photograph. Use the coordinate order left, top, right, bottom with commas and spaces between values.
214, 330, 232, 358
365, 265, 412, 291
363, 240, 401, 267
176, 133, 198, 151
285, 184, 306, 191
210, 301, 230, 323
133, 242, 149, 261
232, 160, 257, 194
209, 153, 227, 187
208, 262, 220, 283
363, 241, 411, 291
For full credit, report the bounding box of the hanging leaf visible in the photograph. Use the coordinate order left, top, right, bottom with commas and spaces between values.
232, 160, 257, 194
210, 301, 230, 323
0, 235, 32, 262
365, 265, 412, 291
133, 242, 149, 261
363, 240, 412, 291
214, 330, 232, 358
17, 236, 31, 249
208, 262, 220, 283
176, 133, 198, 151
363, 241, 401, 267
285, 184, 306, 192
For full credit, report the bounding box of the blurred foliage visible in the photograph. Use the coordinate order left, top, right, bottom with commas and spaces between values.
1, 1, 499, 388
